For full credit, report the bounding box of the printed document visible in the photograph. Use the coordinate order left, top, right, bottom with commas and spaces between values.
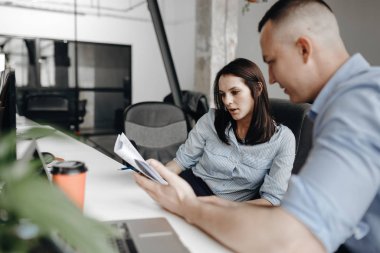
114, 133, 167, 184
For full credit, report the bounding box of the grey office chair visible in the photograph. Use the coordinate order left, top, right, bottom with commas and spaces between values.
124, 102, 188, 164
269, 98, 313, 174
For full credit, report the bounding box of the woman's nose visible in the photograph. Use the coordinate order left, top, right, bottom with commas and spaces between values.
223, 94, 233, 106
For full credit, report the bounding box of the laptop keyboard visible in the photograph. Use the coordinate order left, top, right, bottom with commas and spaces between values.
111, 222, 138, 253
107, 218, 190, 253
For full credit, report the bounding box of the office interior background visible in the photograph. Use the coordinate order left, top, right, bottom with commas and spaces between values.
0, 0, 379, 135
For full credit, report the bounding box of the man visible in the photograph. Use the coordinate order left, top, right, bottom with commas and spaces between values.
134, 1, 380, 252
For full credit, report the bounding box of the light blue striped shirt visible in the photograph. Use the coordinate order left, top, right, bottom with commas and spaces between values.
174, 109, 295, 203
282, 54, 380, 253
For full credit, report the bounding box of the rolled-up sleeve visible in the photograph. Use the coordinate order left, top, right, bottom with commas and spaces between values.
260, 126, 295, 205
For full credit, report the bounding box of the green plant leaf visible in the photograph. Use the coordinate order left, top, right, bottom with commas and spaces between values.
1, 170, 118, 253
5, 177, 117, 253
17, 126, 57, 140
0, 129, 119, 253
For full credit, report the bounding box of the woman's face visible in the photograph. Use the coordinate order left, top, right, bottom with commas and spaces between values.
218, 74, 255, 124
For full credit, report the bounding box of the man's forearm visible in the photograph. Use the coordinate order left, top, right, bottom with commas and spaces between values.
183, 201, 281, 252
183, 201, 326, 253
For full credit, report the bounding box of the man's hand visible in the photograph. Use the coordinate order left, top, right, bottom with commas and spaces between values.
134, 159, 198, 218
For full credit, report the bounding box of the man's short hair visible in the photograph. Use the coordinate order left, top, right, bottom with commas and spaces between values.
258, 0, 333, 32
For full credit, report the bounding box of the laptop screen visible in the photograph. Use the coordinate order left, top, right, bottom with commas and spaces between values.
20, 140, 51, 181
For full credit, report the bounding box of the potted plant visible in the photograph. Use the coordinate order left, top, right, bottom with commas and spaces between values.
0, 130, 117, 253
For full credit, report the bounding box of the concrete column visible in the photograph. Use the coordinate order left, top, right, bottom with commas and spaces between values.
195, 0, 238, 106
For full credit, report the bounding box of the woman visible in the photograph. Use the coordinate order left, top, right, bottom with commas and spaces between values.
166, 58, 295, 205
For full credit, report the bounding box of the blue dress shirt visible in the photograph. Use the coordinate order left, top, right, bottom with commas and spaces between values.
174, 109, 295, 203
282, 54, 380, 253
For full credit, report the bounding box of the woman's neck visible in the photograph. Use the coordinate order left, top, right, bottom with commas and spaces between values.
235, 120, 250, 140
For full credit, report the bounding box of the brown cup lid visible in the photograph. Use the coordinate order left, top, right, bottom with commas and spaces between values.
51, 161, 87, 175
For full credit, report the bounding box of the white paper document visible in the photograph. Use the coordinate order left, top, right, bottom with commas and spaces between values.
114, 133, 167, 184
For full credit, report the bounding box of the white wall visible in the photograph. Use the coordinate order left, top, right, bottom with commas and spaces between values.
161, 0, 195, 91
326, 0, 380, 66
2, 1, 380, 102
0, 0, 196, 103
236, 0, 283, 99
236, 0, 380, 99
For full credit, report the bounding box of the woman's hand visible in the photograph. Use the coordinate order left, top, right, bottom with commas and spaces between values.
165, 160, 183, 174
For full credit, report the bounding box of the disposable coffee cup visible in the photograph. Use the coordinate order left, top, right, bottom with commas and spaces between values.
51, 161, 87, 210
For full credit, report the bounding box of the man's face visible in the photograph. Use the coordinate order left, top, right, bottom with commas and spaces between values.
260, 21, 312, 103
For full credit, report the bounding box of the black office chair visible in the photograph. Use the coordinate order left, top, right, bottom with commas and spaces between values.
163, 90, 209, 128
270, 100, 355, 253
0, 68, 16, 136
269, 98, 313, 174
23, 92, 87, 130
123, 102, 188, 164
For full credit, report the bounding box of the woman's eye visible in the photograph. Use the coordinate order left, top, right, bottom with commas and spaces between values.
231, 90, 240, 95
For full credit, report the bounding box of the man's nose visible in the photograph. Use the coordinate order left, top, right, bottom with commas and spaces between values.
269, 68, 276, 84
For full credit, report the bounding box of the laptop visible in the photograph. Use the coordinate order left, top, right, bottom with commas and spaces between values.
108, 217, 190, 253
18, 139, 52, 181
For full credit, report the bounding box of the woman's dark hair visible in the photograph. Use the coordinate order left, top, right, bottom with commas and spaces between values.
213, 58, 275, 145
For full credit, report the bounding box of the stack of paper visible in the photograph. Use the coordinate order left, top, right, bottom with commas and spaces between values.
114, 133, 167, 185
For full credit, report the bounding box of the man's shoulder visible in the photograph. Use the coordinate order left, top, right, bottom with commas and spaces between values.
323, 67, 380, 115
342, 65, 380, 89
315, 69, 380, 136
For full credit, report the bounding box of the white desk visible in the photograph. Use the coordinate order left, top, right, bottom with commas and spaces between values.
17, 118, 230, 253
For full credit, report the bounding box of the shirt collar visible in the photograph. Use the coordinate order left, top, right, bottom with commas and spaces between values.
308, 53, 370, 121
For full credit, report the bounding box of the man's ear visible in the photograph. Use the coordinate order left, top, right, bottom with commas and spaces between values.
296, 36, 312, 63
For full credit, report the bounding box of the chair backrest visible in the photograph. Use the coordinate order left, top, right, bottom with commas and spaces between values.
0, 68, 16, 136
269, 98, 313, 174
124, 102, 188, 164
23, 92, 71, 129
23, 92, 87, 130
